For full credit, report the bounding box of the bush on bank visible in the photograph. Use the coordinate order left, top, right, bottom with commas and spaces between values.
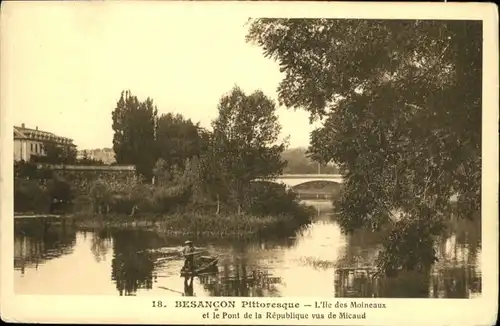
73, 178, 313, 235
73, 212, 309, 240
16, 178, 312, 238
14, 179, 51, 213
14, 160, 313, 237
14, 176, 74, 214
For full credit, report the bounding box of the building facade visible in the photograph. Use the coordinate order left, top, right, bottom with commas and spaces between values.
14, 123, 76, 162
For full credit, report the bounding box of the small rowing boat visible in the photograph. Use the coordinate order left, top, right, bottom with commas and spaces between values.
180, 256, 219, 276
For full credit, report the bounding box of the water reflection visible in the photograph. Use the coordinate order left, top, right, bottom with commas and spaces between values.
198, 263, 282, 297
110, 230, 157, 296
333, 216, 482, 298
14, 205, 482, 298
14, 221, 76, 274
90, 228, 112, 263
184, 277, 195, 296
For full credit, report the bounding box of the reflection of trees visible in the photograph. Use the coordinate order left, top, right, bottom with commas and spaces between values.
442, 215, 481, 266
195, 242, 285, 297
335, 269, 430, 298
334, 213, 482, 298
429, 267, 481, 298
433, 215, 482, 297
335, 229, 381, 270
14, 221, 76, 273
198, 258, 282, 297
90, 228, 112, 262
110, 230, 156, 296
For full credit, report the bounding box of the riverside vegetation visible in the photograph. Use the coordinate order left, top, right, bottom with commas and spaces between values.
14, 87, 314, 240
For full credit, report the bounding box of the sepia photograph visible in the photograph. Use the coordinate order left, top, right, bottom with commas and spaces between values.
1, 1, 498, 325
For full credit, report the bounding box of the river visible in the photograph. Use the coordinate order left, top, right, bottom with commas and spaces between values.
14, 200, 481, 298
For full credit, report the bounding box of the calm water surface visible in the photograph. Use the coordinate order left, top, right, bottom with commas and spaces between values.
14, 201, 481, 298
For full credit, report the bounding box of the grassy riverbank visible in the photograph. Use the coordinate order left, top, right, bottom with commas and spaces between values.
70, 210, 313, 240
14, 163, 316, 240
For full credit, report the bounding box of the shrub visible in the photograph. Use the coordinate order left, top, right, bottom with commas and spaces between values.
14, 160, 54, 181
82, 178, 194, 216
377, 212, 446, 277
46, 176, 74, 203
149, 184, 192, 214
243, 181, 312, 226
14, 179, 51, 213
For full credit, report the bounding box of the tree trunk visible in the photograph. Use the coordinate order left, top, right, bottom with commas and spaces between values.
130, 205, 137, 217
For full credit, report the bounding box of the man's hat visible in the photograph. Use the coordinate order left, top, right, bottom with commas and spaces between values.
184, 240, 192, 244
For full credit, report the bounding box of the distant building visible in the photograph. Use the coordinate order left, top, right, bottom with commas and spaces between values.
13, 123, 76, 161
77, 148, 116, 164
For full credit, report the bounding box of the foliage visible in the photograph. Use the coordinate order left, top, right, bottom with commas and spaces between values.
154, 212, 308, 239
79, 150, 105, 165
14, 175, 74, 213
377, 213, 446, 276
210, 86, 288, 211
112, 90, 158, 181
244, 181, 312, 225
26, 146, 104, 166
155, 113, 209, 174
30, 142, 78, 165
247, 19, 481, 274
46, 175, 74, 204
14, 160, 47, 180
14, 179, 51, 213
281, 147, 339, 174
85, 176, 192, 216
152, 158, 181, 187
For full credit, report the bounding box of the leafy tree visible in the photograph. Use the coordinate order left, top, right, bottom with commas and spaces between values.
31, 142, 77, 165
197, 133, 233, 213
211, 86, 288, 213
247, 19, 481, 274
155, 113, 208, 176
112, 90, 158, 181
14, 160, 39, 179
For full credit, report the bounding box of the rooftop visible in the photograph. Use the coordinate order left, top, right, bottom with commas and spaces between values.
14, 123, 75, 146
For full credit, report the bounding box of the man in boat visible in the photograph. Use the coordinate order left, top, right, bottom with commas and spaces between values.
182, 240, 196, 272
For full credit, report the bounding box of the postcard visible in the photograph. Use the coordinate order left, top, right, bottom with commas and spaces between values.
1, 1, 498, 325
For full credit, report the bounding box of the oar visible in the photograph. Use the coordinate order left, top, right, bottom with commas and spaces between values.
158, 286, 184, 295
183, 250, 208, 256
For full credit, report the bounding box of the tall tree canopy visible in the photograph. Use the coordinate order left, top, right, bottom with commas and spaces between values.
210, 86, 287, 212
155, 113, 209, 173
247, 19, 481, 274
112, 90, 158, 181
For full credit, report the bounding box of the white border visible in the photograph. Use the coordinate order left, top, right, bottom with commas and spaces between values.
1, 1, 498, 325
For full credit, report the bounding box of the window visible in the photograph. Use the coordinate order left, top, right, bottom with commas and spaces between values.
30, 143, 33, 152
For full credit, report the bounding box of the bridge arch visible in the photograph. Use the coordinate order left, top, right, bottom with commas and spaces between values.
290, 179, 342, 190
254, 174, 344, 189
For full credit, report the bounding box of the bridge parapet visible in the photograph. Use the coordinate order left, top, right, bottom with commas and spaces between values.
278, 174, 343, 179
253, 174, 344, 188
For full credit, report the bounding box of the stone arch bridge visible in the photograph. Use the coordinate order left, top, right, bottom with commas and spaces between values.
253, 174, 344, 200
254, 174, 344, 188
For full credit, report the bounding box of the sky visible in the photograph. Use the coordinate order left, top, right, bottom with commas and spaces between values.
3, 2, 320, 150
